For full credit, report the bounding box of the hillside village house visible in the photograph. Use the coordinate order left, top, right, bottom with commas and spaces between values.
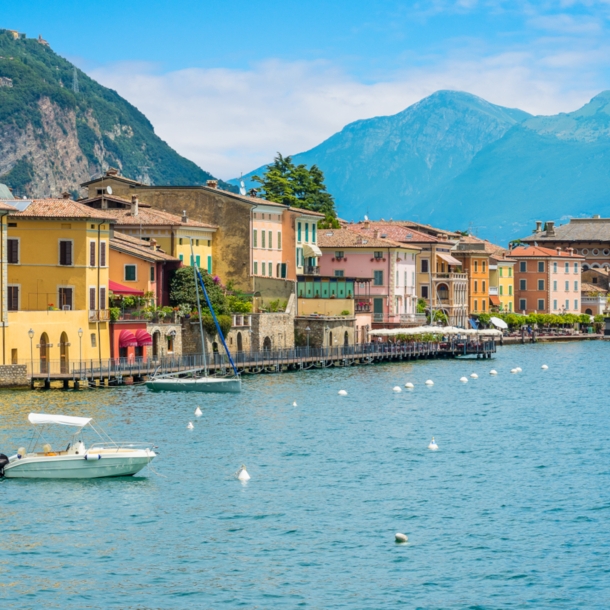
511, 245, 584, 314
318, 227, 420, 328
522, 217, 610, 271
3, 198, 114, 370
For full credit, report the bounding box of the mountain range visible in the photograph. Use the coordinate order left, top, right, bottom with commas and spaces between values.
234, 90, 610, 244
0, 29, 234, 198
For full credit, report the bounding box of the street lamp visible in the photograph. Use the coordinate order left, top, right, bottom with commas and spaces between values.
78, 328, 83, 363
305, 326, 311, 354
28, 328, 34, 374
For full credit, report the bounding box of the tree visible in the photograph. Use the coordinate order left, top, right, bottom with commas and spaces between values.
169, 267, 229, 315
252, 153, 338, 224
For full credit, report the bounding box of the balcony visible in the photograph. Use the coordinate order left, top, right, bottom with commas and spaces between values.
303, 265, 320, 276
88, 309, 110, 322
400, 313, 427, 324
355, 301, 371, 313
433, 272, 468, 281
232, 314, 252, 327
489, 286, 499, 296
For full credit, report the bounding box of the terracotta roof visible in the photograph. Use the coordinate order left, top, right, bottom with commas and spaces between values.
110, 231, 180, 263
318, 228, 417, 249
581, 282, 607, 294
510, 245, 585, 258
79, 194, 152, 208
346, 222, 436, 244
9, 199, 116, 220
456, 234, 508, 255
522, 218, 610, 242
389, 220, 461, 239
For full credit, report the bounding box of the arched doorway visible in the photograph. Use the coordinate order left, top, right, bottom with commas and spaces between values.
237, 332, 243, 352
344, 331, 349, 346
59, 332, 69, 374
437, 283, 449, 302
585, 308, 593, 315
152, 331, 161, 359
263, 336, 271, 350
329, 331, 333, 348
212, 341, 219, 353
40, 332, 49, 374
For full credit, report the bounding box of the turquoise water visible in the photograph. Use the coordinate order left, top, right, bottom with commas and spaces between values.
1, 342, 609, 609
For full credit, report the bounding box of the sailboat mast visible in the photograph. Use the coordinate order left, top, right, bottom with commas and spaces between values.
190, 238, 208, 376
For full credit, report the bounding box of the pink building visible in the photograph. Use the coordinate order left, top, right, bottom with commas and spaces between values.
318, 228, 420, 324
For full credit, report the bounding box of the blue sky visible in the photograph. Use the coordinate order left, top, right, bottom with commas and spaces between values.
4, 1, 610, 178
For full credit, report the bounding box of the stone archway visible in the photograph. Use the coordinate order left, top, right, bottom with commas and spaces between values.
237, 332, 243, 352
585, 308, 593, 315
59, 331, 69, 374
40, 332, 49, 374
152, 331, 161, 358
344, 331, 349, 346
263, 336, 272, 350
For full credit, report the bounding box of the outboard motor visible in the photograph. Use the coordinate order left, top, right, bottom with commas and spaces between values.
0, 453, 9, 477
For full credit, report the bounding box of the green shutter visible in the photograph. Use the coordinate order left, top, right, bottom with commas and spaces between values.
207, 256, 212, 274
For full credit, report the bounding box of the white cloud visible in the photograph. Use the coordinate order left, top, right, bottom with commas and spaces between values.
90, 46, 605, 180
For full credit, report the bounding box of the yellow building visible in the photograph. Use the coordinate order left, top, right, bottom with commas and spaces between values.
80, 194, 217, 271
489, 254, 516, 312
2, 197, 114, 369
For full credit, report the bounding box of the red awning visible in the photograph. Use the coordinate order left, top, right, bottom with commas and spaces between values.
135, 329, 153, 347
119, 330, 138, 348
109, 280, 144, 296
489, 295, 501, 306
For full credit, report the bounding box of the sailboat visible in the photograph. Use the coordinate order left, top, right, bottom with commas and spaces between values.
146, 240, 242, 393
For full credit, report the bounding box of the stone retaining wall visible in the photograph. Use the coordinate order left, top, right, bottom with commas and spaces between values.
0, 364, 29, 387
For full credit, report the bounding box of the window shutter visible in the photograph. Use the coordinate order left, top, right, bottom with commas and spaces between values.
90, 241, 96, 266
60, 241, 72, 265
100, 242, 106, 267
89, 287, 96, 310
8, 239, 18, 264
8, 286, 18, 310
99, 287, 106, 310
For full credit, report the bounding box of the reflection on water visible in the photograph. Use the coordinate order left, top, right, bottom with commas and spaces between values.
1, 341, 610, 609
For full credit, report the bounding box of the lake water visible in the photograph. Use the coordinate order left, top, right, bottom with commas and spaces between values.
1, 341, 609, 609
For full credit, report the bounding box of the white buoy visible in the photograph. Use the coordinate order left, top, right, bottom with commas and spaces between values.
460, 377, 468, 383
393, 386, 402, 393
515, 367, 522, 372
293, 401, 297, 407
338, 390, 348, 396
490, 369, 497, 375
470, 373, 478, 379
510, 368, 518, 374
237, 465, 250, 482
194, 407, 202, 417
428, 437, 439, 450
187, 422, 194, 430
395, 532, 408, 543
425, 380, 434, 386
541, 364, 548, 370
405, 382, 414, 389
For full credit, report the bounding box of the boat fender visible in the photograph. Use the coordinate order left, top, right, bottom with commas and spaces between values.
84, 454, 102, 460
0, 453, 8, 477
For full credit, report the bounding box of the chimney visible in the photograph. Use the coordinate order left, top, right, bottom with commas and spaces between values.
62, 191, 70, 199
206, 180, 218, 189
131, 195, 139, 216
373, 229, 380, 239
556, 247, 561, 255
150, 238, 157, 250
593, 214, 601, 219
182, 210, 188, 223
363, 220, 370, 229
106, 167, 119, 177
568, 247, 574, 257
355, 234, 363, 245
535, 220, 542, 233
546, 221, 555, 236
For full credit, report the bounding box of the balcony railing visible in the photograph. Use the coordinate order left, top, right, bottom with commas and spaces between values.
489, 286, 499, 296
232, 314, 252, 327
400, 313, 427, 324
433, 273, 468, 280
303, 265, 320, 275
88, 309, 110, 322
355, 303, 371, 313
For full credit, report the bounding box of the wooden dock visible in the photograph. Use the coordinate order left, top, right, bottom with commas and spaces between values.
29, 340, 496, 389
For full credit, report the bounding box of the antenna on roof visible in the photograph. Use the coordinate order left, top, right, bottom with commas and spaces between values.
364, 214, 369, 221
239, 174, 246, 196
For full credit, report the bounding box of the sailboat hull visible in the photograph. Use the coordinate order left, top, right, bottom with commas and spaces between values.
146, 377, 242, 393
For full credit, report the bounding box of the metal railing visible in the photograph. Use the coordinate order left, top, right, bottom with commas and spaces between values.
303, 265, 320, 275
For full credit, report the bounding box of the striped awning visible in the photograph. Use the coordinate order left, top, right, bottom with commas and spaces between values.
135, 329, 153, 347
118, 330, 138, 348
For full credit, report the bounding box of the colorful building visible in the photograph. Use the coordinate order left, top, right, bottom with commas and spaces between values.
511, 245, 584, 314
489, 253, 516, 312
453, 241, 491, 315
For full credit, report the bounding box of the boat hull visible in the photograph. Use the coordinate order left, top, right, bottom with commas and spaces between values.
3, 451, 155, 479
146, 377, 242, 393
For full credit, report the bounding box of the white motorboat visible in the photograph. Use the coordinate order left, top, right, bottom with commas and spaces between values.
0, 413, 156, 479
146, 374, 241, 393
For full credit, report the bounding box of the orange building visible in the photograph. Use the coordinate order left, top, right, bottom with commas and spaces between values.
453, 242, 491, 314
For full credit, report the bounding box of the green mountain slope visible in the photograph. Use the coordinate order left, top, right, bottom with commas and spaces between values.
0, 29, 234, 197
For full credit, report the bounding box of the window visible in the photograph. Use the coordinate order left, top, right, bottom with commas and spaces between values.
574, 299, 578, 310
574, 281, 578, 291
574, 263, 578, 273
261, 231, 266, 249
268, 231, 272, 249
509, 285, 512, 296
253, 261, 258, 275
334, 270, 345, 278
179, 254, 184, 262
553, 262, 557, 273
474, 280, 478, 293
374, 251, 383, 259
508, 267, 512, 277
196, 255, 201, 268
373, 270, 383, 286
481, 299, 486, 311
565, 262, 569, 272
474, 261, 478, 273
519, 261, 526, 272
90, 241, 96, 267
125, 265, 137, 281
519, 299, 527, 311
509, 302, 513, 312
499, 285, 503, 296
421, 259, 429, 273
277, 232, 282, 250
58, 287, 73, 310
262, 262, 266, 276
297, 222, 302, 242
537, 299, 545, 311
312, 224, 316, 243
538, 261, 545, 272
305, 224, 309, 243
538, 279, 544, 290
553, 280, 557, 291
100, 241, 106, 267
207, 256, 212, 274
8, 286, 18, 311
482, 280, 486, 293
565, 281, 569, 291
179, 238, 183, 245
554, 299, 558, 310
91, 333, 97, 348
519, 279, 526, 290
335, 251, 344, 260
396, 270, 399, 285
421, 285, 429, 299
7, 239, 19, 264
297, 247, 303, 267
482, 261, 486, 273
195, 239, 199, 246
59, 240, 73, 266
150, 266, 155, 281
253, 229, 258, 248
99, 286, 106, 310
499, 267, 503, 277
268, 261, 272, 277
474, 299, 478, 311
565, 299, 569, 310
89, 287, 96, 310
